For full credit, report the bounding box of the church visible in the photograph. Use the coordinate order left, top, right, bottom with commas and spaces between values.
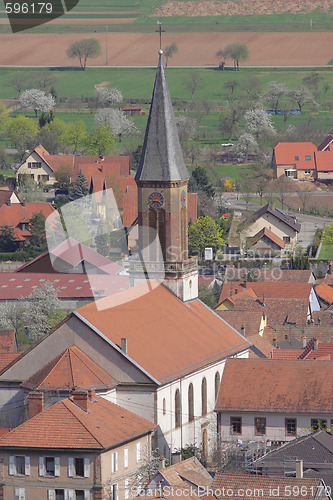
0, 51, 250, 460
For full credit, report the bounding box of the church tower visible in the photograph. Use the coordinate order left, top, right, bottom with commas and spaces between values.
131, 50, 198, 302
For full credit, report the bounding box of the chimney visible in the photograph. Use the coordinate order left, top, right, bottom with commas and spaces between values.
244, 281, 247, 289
230, 289, 233, 297
241, 324, 245, 337
22, 198, 26, 207
296, 460, 303, 479
314, 337, 318, 351
28, 391, 44, 419
6, 198, 11, 207
121, 338, 128, 354
72, 390, 89, 412
302, 336, 307, 348
273, 337, 277, 348
235, 289, 238, 295
269, 226, 271, 233
328, 261, 333, 275
88, 388, 96, 400
159, 456, 165, 469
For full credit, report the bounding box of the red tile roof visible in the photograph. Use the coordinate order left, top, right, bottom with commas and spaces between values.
75, 281, 250, 384
0, 329, 16, 353
0, 353, 21, 371
0, 394, 156, 449
219, 282, 312, 305
315, 150, 333, 172
0, 202, 56, 242
154, 457, 212, 488
212, 473, 323, 500
274, 142, 317, 170
299, 337, 333, 360
215, 358, 333, 413
315, 283, 333, 305
0, 272, 129, 300
224, 268, 314, 283
21, 346, 118, 391
271, 348, 303, 359
249, 227, 285, 249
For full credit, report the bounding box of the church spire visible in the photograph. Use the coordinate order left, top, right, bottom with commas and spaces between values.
135, 50, 189, 183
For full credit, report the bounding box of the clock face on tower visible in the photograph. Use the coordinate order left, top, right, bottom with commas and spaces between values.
148, 192, 164, 208
181, 190, 186, 207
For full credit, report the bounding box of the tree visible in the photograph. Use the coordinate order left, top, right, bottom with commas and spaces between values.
0, 226, 17, 252
249, 161, 273, 206
84, 124, 116, 156
225, 43, 249, 70
175, 116, 198, 144
216, 48, 229, 70
66, 39, 101, 70
275, 175, 291, 210
54, 163, 73, 191
243, 108, 276, 140
302, 72, 322, 98
261, 81, 289, 114
242, 75, 262, 98
188, 166, 215, 198
224, 80, 239, 95
71, 168, 89, 200
38, 118, 67, 154
61, 120, 86, 154
182, 71, 204, 99
95, 219, 113, 257
289, 85, 316, 113
322, 222, 333, 245
198, 283, 218, 309
188, 216, 224, 257
94, 109, 137, 142
95, 87, 123, 107
163, 42, 178, 68
27, 212, 47, 255
234, 132, 259, 162
17, 175, 46, 202
5, 116, 38, 159
297, 188, 312, 213
33, 71, 57, 92
19, 89, 55, 118
5, 71, 33, 100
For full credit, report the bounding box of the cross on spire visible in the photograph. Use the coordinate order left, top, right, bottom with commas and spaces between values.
155, 21, 165, 50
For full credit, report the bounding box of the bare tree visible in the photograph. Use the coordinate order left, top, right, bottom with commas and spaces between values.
224, 80, 240, 95
261, 81, 289, 114
297, 188, 312, 213
288, 85, 316, 113
276, 175, 292, 210
163, 42, 178, 68
182, 71, 204, 99
216, 48, 229, 70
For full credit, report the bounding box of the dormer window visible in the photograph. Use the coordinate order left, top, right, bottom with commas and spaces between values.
294, 156, 299, 161
305, 155, 311, 160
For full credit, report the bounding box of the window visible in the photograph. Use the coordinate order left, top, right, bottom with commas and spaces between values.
305, 155, 311, 160
112, 484, 118, 500
48, 491, 89, 500
40, 456, 60, 477
323, 171, 328, 174
55, 491, 64, 500
305, 170, 311, 174
9, 456, 30, 476
175, 389, 181, 428
14, 488, 25, 500
136, 442, 141, 463
111, 452, 118, 473
163, 398, 166, 415
230, 417, 242, 435
311, 419, 327, 432
294, 156, 299, 161
28, 162, 42, 169
285, 418, 297, 436
75, 458, 84, 477
188, 383, 194, 422
255, 417, 266, 435
215, 372, 220, 401
124, 447, 128, 469
75, 492, 85, 500
283, 236, 290, 243
201, 378, 207, 416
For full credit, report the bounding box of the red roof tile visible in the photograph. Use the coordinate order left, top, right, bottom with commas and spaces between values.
249, 227, 285, 249
155, 457, 212, 488
315, 283, 333, 305
21, 346, 118, 391
271, 348, 304, 359
75, 281, 250, 384
315, 150, 333, 172
219, 282, 312, 305
274, 142, 317, 171
0, 394, 156, 449
215, 358, 333, 413
0, 202, 56, 242
0, 329, 16, 353
0, 353, 21, 371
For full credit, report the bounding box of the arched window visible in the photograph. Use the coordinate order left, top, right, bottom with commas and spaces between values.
215, 372, 220, 401
175, 389, 181, 428
163, 398, 166, 415
188, 383, 194, 422
201, 377, 207, 416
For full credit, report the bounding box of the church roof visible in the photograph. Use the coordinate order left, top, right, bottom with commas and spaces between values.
135, 52, 189, 183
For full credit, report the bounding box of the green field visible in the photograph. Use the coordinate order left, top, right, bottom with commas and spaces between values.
318, 244, 333, 260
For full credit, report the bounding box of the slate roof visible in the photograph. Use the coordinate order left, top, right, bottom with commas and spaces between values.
215, 358, 333, 414
75, 280, 250, 384
317, 135, 333, 151
0, 272, 129, 300
212, 473, 323, 500
135, 53, 189, 183
255, 431, 333, 467
278, 337, 303, 349
21, 346, 118, 391
249, 227, 285, 249
274, 142, 317, 171
0, 394, 156, 450
246, 203, 301, 232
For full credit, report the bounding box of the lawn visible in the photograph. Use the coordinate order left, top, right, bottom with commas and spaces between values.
318, 244, 333, 260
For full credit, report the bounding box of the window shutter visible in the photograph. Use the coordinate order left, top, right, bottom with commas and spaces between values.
39, 457, 45, 476
65, 490, 74, 500
136, 442, 141, 462
84, 457, 90, 478
54, 456, 60, 477
114, 484, 118, 500
68, 457, 74, 477
9, 455, 15, 475
125, 478, 129, 499
15, 488, 25, 500
124, 447, 128, 468
25, 456, 30, 476
84, 491, 90, 500
115, 452, 118, 472
48, 490, 55, 500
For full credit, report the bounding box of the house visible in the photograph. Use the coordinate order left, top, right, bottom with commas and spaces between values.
0, 200, 56, 247
212, 472, 328, 500
252, 430, 333, 491
313, 150, 333, 182
239, 204, 301, 255
317, 135, 333, 151
223, 267, 315, 284
272, 336, 333, 360
273, 142, 317, 180
215, 358, 333, 444
0, 329, 20, 372
315, 283, 333, 309
0, 187, 20, 207
246, 226, 285, 256
0, 390, 157, 500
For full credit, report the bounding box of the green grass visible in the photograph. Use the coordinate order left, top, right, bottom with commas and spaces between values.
213, 164, 255, 181
0, 169, 16, 178
318, 244, 333, 259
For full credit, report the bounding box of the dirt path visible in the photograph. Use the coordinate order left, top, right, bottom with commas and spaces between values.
0, 32, 333, 66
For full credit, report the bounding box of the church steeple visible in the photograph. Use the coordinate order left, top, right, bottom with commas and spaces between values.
131, 51, 198, 302
135, 51, 189, 183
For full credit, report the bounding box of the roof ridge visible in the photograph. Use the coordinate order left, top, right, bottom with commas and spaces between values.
312, 431, 333, 454
62, 398, 104, 448
67, 348, 75, 388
